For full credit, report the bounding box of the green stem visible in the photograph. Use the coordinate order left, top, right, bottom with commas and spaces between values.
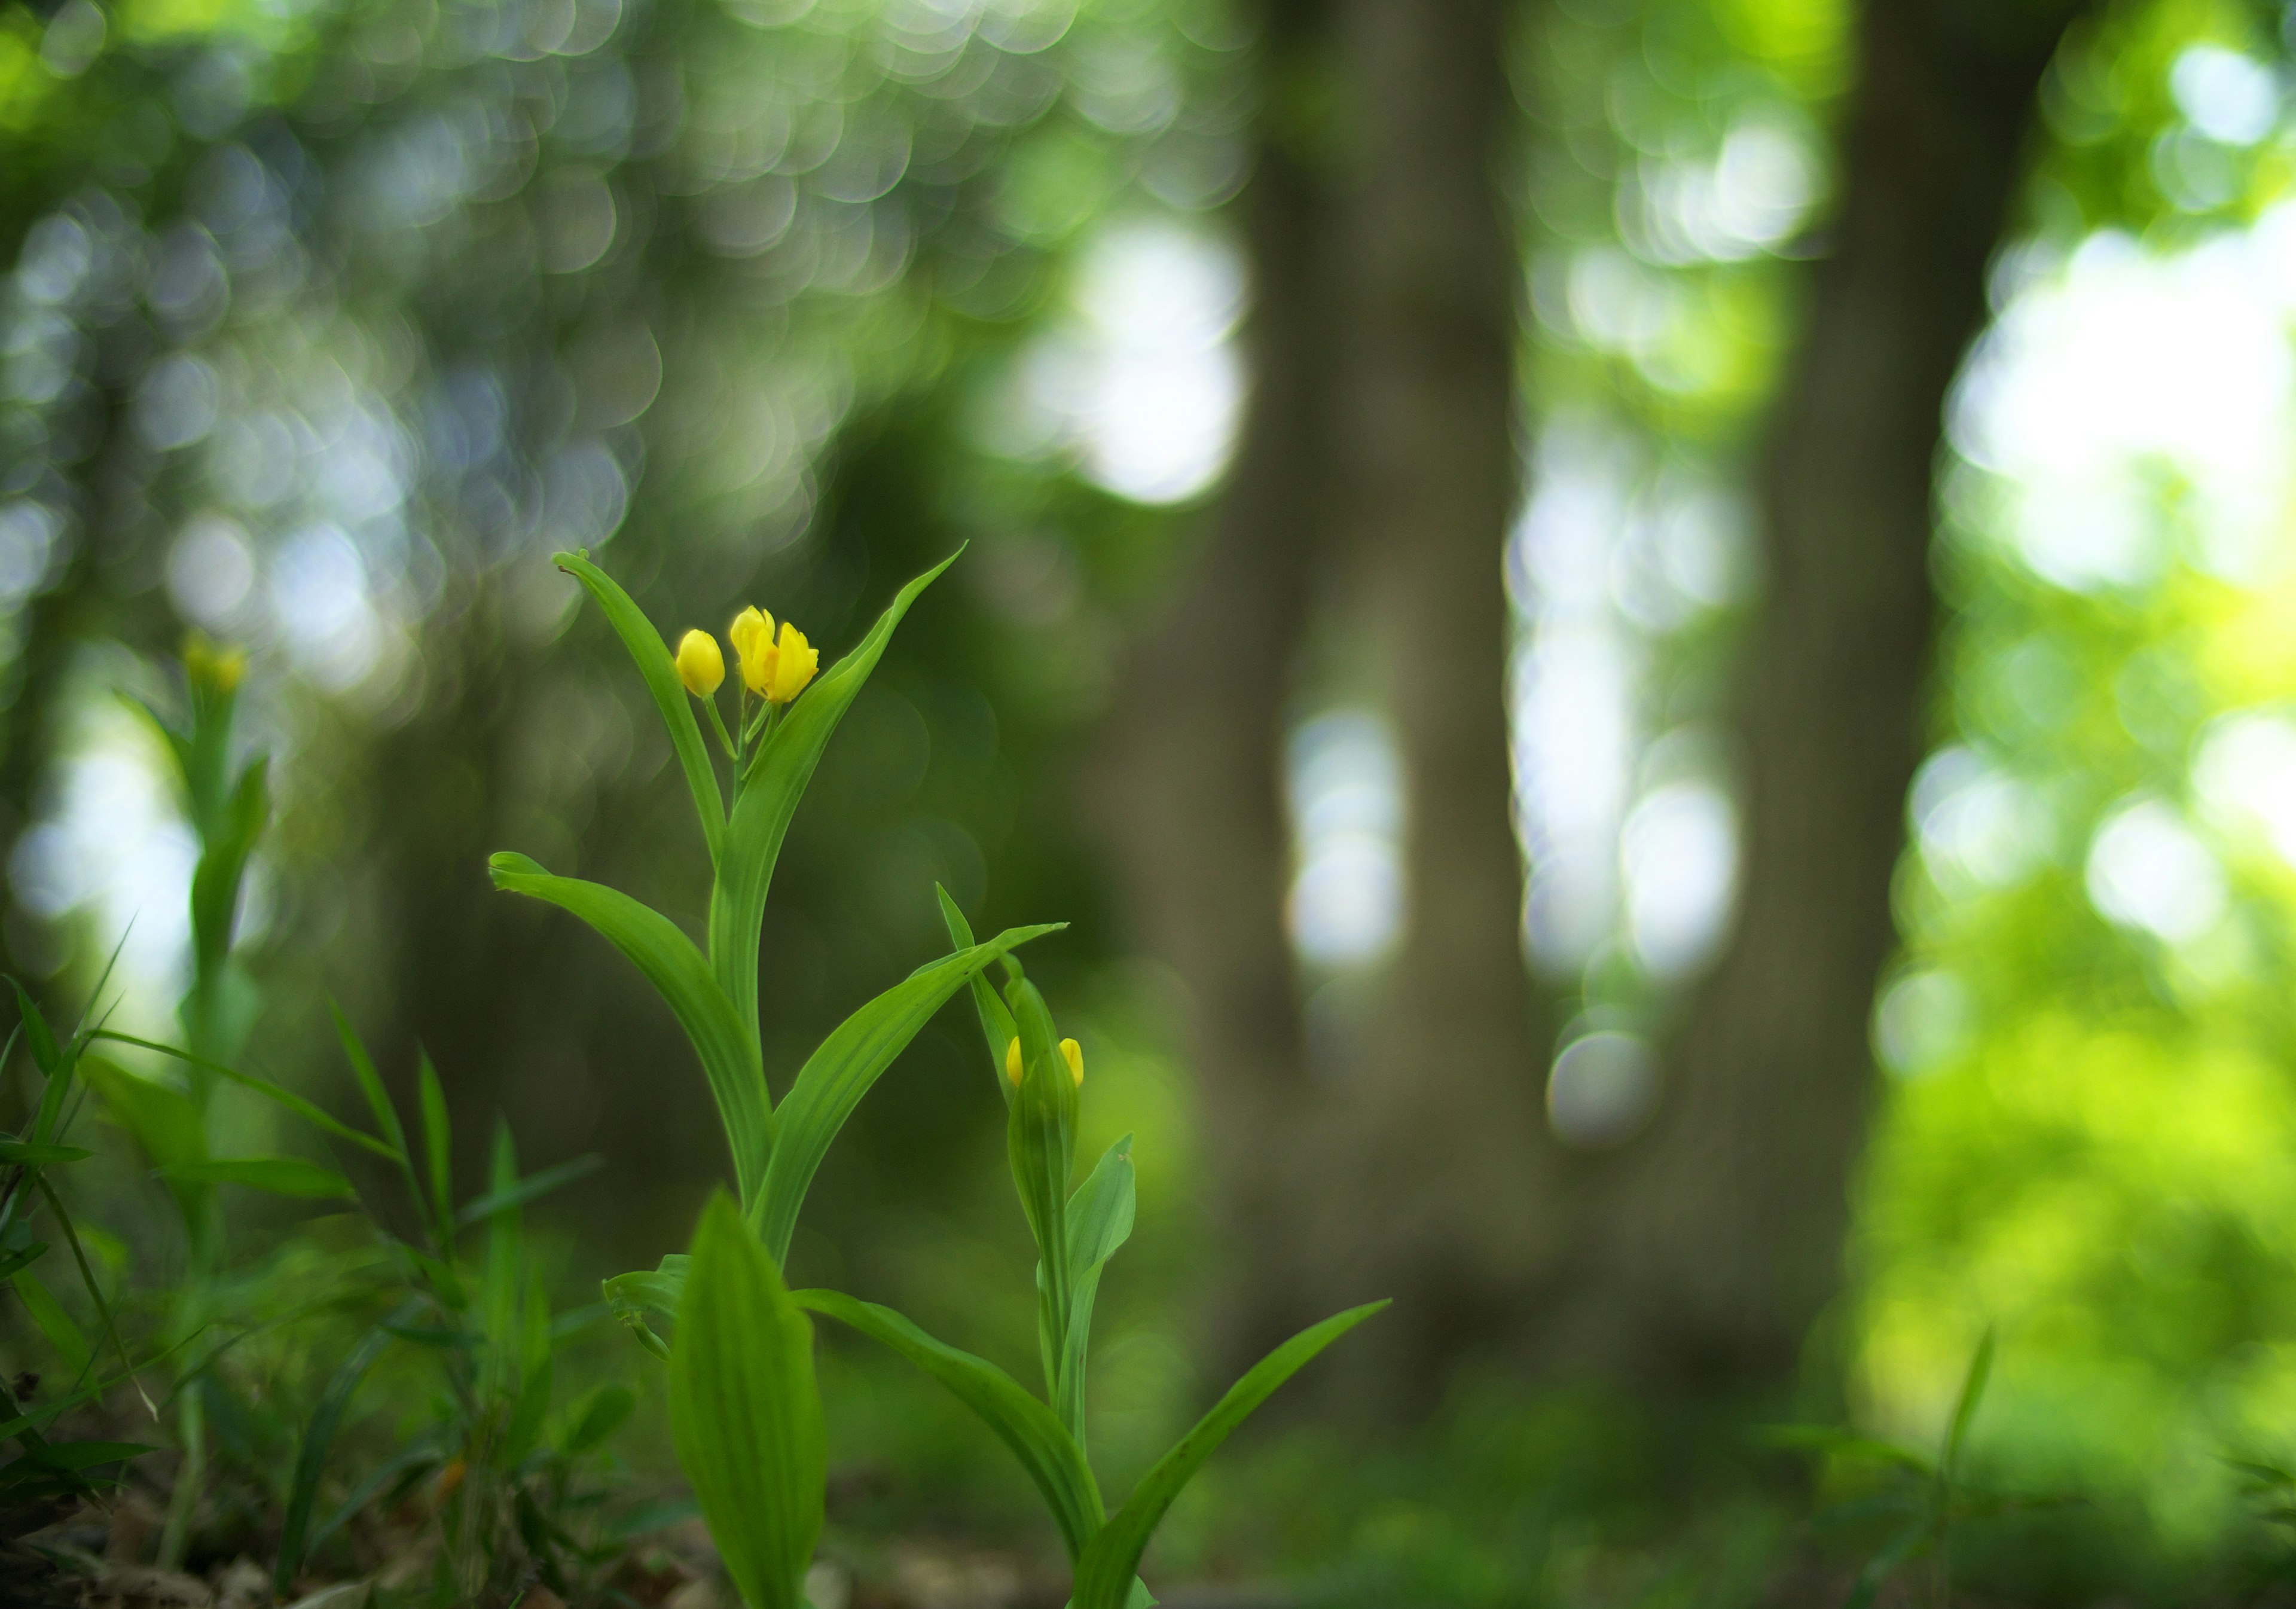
701, 697, 737, 761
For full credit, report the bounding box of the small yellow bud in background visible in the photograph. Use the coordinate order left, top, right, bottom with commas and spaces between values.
765, 621, 817, 704
730, 606, 774, 693
675, 629, 724, 697
184, 634, 246, 694
1060, 1038, 1083, 1088
1005, 1037, 1023, 1088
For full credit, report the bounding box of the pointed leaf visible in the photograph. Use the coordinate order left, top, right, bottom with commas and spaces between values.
1072, 1302, 1388, 1609
753, 924, 1061, 1264
1054, 1136, 1135, 1449
455, 1154, 604, 1229
671, 1194, 823, 1609
709, 551, 960, 1046
92, 1033, 401, 1162
11, 1268, 91, 1380
937, 886, 1017, 1101
276, 1306, 411, 1595
163, 1157, 355, 1199
1943, 1329, 1995, 1483
0, 1142, 89, 1165
419, 1054, 454, 1245
795, 1288, 1103, 1561
554, 550, 725, 865
488, 854, 770, 1204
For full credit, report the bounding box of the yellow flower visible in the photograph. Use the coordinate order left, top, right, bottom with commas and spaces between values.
729, 606, 774, 694
184, 634, 246, 694
675, 629, 724, 697
764, 621, 817, 704
1005, 1037, 1024, 1088
1059, 1038, 1083, 1088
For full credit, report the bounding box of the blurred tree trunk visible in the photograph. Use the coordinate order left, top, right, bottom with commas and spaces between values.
1097, 0, 1349, 1371
1113, 0, 2099, 1412
1099, 0, 1542, 1413
1309, 0, 1555, 1412
1554, 0, 2099, 1390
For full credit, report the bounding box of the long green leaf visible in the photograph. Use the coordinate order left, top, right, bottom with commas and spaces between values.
671, 1194, 823, 1609
554, 550, 725, 865
487, 854, 771, 1205
330, 1006, 427, 1226
11, 1268, 90, 1380
795, 1289, 1103, 1561
1943, 1329, 1995, 1484
91, 1033, 400, 1163
455, 1153, 603, 1229
418, 1053, 454, 1248
0, 1142, 89, 1165
189, 756, 268, 982
162, 1157, 355, 1199
707, 551, 960, 1047
753, 924, 1061, 1264
276, 1303, 413, 1595
936, 886, 1017, 1101
1072, 1302, 1388, 1609
1054, 1136, 1135, 1451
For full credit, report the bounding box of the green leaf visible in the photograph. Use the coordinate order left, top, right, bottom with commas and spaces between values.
0, 1141, 90, 1165
162, 1158, 355, 1199
455, 1153, 603, 1229
1003, 977, 1076, 1403
487, 854, 770, 1205
1843, 1519, 1934, 1609
1761, 1424, 1934, 1477
670, 1193, 823, 1609
936, 886, 1017, 1101
1072, 1302, 1388, 1609
277, 1306, 411, 1595
604, 1254, 689, 1358
1943, 1329, 1995, 1484
329, 1005, 421, 1217
81, 1057, 205, 1178
502, 1264, 555, 1468
1053, 1136, 1135, 1452
709, 551, 960, 1047
188, 756, 268, 982
92, 1033, 400, 1163
795, 1288, 1104, 1561
554, 549, 725, 865
11, 1268, 91, 1381
561, 1384, 636, 1455
753, 924, 1061, 1265
11, 982, 62, 1083
419, 1052, 454, 1247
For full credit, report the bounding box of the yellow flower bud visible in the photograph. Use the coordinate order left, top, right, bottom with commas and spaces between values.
1005, 1036, 1024, 1088
765, 621, 817, 704
730, 606, 775, 694
675, 629, 724, 697
184, 634, 246, 694
1059, 1037, 1083, 1088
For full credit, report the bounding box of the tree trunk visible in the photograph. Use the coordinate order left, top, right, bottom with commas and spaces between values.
1558, 0, 2097, 1391
1306, 0, 1557, 1413
1098, 0, 1544, 1416
1094, 0, 1349, 1372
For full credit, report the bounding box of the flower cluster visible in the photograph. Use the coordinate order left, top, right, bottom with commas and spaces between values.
675, 607, 818, 707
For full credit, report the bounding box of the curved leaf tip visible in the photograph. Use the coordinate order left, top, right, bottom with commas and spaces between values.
488, 851, 546, 886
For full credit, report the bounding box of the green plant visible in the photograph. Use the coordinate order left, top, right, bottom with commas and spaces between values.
92, 637, 272, 1564
261, 1013, 626, 1604
0, 969, 161, 1510
1770, 1333, 2062, 1609
518, 550, 1384, 1608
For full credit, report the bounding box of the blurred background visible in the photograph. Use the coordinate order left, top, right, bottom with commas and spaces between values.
11, 0, 2296, 1593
